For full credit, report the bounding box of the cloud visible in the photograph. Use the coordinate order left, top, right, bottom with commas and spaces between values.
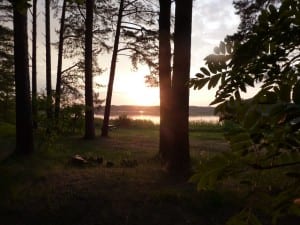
188, 0, 240, 105
191, 0, 240, 70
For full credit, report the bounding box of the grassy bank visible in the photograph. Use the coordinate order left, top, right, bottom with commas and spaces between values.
0, 120, 236, 225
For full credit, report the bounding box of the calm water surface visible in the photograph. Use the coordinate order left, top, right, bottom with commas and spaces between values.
97, 114, 219, 124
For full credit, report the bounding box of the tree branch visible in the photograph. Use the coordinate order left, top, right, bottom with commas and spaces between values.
76, 3, 85, 20
250, 161, 300, 170
61, 62, 81, 75
123, 0, 139, 10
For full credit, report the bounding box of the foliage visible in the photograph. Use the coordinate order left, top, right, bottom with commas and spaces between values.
113, 114, 133, 128
0, 24, 14, 122
120, 0, 159, 79
56, 103, 85, 134
230, 0, 280, 41
112, 114, 156, 129
190, 0, 300, 223
35, 93, 85, 135
51, 0, 110, 105
0, 0, 12, 23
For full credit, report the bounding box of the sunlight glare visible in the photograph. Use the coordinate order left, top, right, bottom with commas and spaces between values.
125, 75, 159, 106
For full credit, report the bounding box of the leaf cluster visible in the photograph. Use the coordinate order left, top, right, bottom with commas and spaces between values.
190, 0, 300, 223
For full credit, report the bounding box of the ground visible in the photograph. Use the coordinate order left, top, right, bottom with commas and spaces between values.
0, 123, 240, 225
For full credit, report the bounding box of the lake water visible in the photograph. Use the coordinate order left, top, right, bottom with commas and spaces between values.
96, 114, 219, 124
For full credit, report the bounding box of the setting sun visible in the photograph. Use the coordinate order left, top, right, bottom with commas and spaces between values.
95, 63, 161, 106
126, 77, 159, 106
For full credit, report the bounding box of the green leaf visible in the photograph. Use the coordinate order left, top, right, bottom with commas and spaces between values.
195, 73, 204, 78
214, 47, 220, 54
245, 75, 254, 87
210, 97, 225, 106
208, 62, 218, 74
259, 9, 269, 25
220, 41, 226, 54
240, 83, 247, 93
200, 67, 210, 76
208, 74, 221, 89
226, 42, 232, 54
269, 5, 277, 16
193, 78, 210, 90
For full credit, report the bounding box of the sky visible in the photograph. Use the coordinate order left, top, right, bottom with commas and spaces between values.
33, 0, 240, 106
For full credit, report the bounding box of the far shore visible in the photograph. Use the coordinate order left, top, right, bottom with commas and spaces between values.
96, 105, 215, 117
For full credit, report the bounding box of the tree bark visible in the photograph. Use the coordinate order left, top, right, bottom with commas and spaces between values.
167, 0, 193, 174
45, 0, 52, 120
84, 0, 95, 139
158, 0, 172, 162
101, 0, 124, 137
32, 0, 37, 128
13, 4, 34, 154
55, 0, 67, 121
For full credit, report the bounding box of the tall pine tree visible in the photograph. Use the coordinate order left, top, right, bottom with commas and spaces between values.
12, 0, 34, 154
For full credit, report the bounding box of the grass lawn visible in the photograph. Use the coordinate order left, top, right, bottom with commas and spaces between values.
0, 121, 241, 225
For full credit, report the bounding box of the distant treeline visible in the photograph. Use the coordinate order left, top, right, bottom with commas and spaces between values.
97, 105, 215, 116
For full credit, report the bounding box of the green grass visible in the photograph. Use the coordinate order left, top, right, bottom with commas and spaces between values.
0, 121, 236, 225
1, 120, 297, 225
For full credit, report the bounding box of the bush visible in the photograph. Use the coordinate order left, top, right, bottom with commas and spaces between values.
112, 115, 156, 129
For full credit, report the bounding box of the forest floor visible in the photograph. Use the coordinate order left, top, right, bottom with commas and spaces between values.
0, 122, 241, 225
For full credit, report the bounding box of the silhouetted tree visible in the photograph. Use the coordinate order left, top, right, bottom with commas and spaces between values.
101, 0, 124, 137
45, 0, 53, 120
101, 0, 158, 137
53, 0, 111, 109
84, 0, 95, 139
158, 0, 172, 162
32, 0, 37, 128
12, 0, 34, 154
54, 0, 67, 120
166, 0, 193, 173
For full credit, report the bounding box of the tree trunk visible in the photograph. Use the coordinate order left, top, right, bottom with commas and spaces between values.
45, 0, 52, 120
167, 0, 193, 174
55, 0, 67, 121
101, 0, 124, 137
32, 0, 37, 128
13, 4, 34, 154
84, 0, 95, 139
158, 0, 172, 162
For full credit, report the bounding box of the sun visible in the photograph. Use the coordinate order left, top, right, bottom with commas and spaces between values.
125, 75, 159, 106
96, 64, 160, 106
127, 85, 159, 106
